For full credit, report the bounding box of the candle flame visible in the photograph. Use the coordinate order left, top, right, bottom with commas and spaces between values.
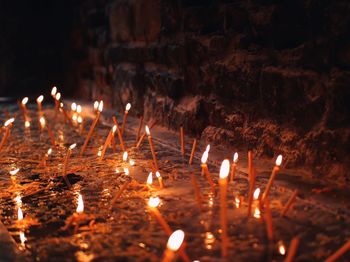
112, 125, 117, 133
36, 95, 44, 103
253, 207, 261, 219
148, 196, 160, 208
123, 167, 129, 176
39, 117, 46, 127
51, 86, 57, 96
147, 172, 153, 185
167, 230, 185, 251
77, 105, 82, 114
25, 120, 30, 128
21, 97, 28, 105
145, 125, 150, 135
278, 241, 286, 255
233, 152, 238, 163
219, 159, 230, 179
55, 93, 61, 100
125, 103, 131, 112
76, 194, 84, 213
129, 159, 135, 166
69, 143, 77, 150
20, 231, 26, 246
98, 100, 103, 112
275, 154, 283, 166
205, 144, 210, 152
93, 101, 99, 110
18, 207, 23, 221
155, 171, 161, 178
60, 102, 64, 108
4, 118, 15, 127
123, 151, 128, 162
77, 116, 83, 123
9, 168, 20, 176
201, 150, 209, 164
47, 148, 52, 155
72, 114, 77, 121
253, 188, 260, 200
71, 102, 77, 111
235, 197, 240, 208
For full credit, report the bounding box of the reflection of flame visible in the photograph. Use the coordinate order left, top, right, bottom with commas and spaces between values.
201, 150, 208, 164
253, 207, 261, 219
98, 100, 103, 112
219, 159, 230, 179
21, 97, 28, 105
4, 118, 15, 127
10, 168, 20, 176
167, 230, 185, 251
123, 151, 128, 162
71, 102, 77, 111
204, 231, 216, 250
233, 152, 238, 163
253, 188, 260, 200
145, 125, 150, 135
148, 196, 160, 207
93, 101, 99, 110
51, 86, 57, 96
276, 155, 283, 166
20, 231, 27, 247
129, 159, 135, 166
18, 207, 23, 221
235, 197, 240, 208
76, 194, 84, 213
125, 103, 131, 112
25, 121, 30, 128
147, 173, 153, 185
36, 95, 44, 103
278, 241, 286, 255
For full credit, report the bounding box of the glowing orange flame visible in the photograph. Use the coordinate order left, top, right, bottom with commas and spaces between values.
155, 171, 161, 178
69, 143, 77, 150
112, 125, 117, 133
253, 207, 261, 219
36, 95, 44, 103
233, 152, 238, 163
55, 93, 61, 100
47, 148, 52, 155
125, 103, 131, 112
18, 207, 23, 221
77, 105, 82, 113
123, 167, 129, 176
148, 196, 160, 208
147, 172, 153, 185
24, 121, 30, 128
51, 86, 57, 96
253, 188, 260, 200
76, 194, 84, 213
9, 168, 20, 176
276, 155, 283, 166
21, 97, 28, 105
201, 150, 209, 164
98, 100, 103, 112
77, 116, 83, 123
122, 151, 128, 162
167, 230, 185, 251
235, 197, 240, 208
39, 117, 46, 127
219, 159, 230, 179
145, 125, 150, 136
278, 241, 286, 255
205, 144, 210, 152
4, 118, 15, 127
93, 101, 99, 110
71, 102, 77, 111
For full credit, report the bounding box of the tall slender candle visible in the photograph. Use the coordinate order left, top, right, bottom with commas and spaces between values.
36, 95, 44, 115
0, 118, 15, 152
180, 126, 185, 157
162, 230, 185, 262
156, 171, 165, 189
284, 236, 300, 262
281, 190, 298, 217
112, 116, 126, 151
145, 125, 159, 171
136, 121, 156, 149
136, 116, 143, 142
99, 125, 117, 160
39, 116, 46, 131
200, 147, 216, 195
230, 152, 238, 182
247, 168, 257, 217
121, 103, 131, 135
219, 159, 230, 257
248, 150, 252, 186
62, 143, 76, 188
46, 124, 56, 146
188, 139, 197, 165
80, 101, 103, 156
111, 179, 131, 205
261, 155, 283, 202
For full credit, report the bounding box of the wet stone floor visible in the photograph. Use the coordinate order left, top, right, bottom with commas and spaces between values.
0, 104, 350, 261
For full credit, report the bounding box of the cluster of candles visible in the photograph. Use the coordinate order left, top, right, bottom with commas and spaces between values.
1, 86, 349, 262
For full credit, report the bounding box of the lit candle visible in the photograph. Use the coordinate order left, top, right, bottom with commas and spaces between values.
111, 179, 131, 205
93, 100, 99, 114
39, 116, 46, 130
281, 189, 298, 217
40, 148, 52, 166
200, 147, 216, 195
156, 171, 165, 189
99, 125, 117, 160
122, 151, 128, 162
62, 143, 76, 188
80, 101, 103, 156
230, 152, 238, 182
76, 193, 84, 214
21, 97, 29, 114
112, 116, 126, 151
145, 125, 159, 171
162, 230, 185, 262
0, 118, 15, 152
247, 168, 257, 217
136, 116, 143, 142
278, 241, 286, 256
136, 121, 156, 149
36, 95, 44, 114
261, 155, 283, 202
51, 86, 57, 97
121, 103, 131, 135
188, 139, 197, 165
146, 172, 153, 190
147, 197, 171, 234
219, 159, 230, 257
180, 126, 185, 157
24, 120, 30, 128
46, 124, 56, 146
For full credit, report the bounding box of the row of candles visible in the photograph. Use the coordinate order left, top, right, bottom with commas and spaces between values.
1, 86, 349, 261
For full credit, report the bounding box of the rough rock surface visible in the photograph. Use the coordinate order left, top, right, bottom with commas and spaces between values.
70, 0, 350, 183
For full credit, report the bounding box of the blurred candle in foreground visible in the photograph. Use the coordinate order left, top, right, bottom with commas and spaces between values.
162, 230, 185, 262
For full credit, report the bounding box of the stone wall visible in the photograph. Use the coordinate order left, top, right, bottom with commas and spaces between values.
71, 0, 350, 181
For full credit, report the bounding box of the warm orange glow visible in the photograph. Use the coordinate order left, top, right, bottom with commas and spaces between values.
93, 101, 99, 110
77, 116, 83, 123
155, 171, 161, 178
233, 152, 238, 163
235, 197, 240, 208
39, 117, 46, 127
123, 167, 129, 176
15, 195, 22, 206
253, 188, 260, 200
147, 172, 153, 185
145, 125, 150, 136
253, 207, 261, 219
278, 242, 286, 255
71, 102, 77, 111
219, 159, 230, 179
129, 159, 135, 166
69, 143, 77, 150
123, 151, 128, 162
98, 100, 103, 112
4, 118, 15, 127
76, 194, 84, 213
77, 105, 82, 113
167, 230, 185, 251
51, 86, 57, 96
201, 150, 209, 164
112, 125, 117, 133
125, 103, 131, 112
24, 120, 30, 128
72, 114, 77, 121
205, 144, 210, 152
21, 97, 28, 105
18, 207, 23, 221
47, 148, 52, 155
148, 196, 160, 208
60, 102, 63, 108
276, 154, 283, 166
9, 168, 20, 176
36, 95, 44, 103
20, 231, 26, 246
55, 93, 61, 101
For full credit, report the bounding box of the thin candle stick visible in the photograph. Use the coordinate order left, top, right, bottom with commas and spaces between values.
145, 125, 159, 171
112, 116, 126, 151
121, 103, 131, 135
136, 116, 143, 142
248, 150, 252, 186
188, 139, 197, 165
247, 168, 257, 217
219, 160, 230, 258
281, 190, 298, 217
324, 239, 350, 262
264, 198, 274, 241
46, 124, 56, 146
180, 126, 185, 157
261, 155, 283, 203
62, 144, 76, 188
284, 236, 300, 262
136, 121, 156, 148
0, 118, 14, 152
111, 180, 131, 205
100, 125, 117, 161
